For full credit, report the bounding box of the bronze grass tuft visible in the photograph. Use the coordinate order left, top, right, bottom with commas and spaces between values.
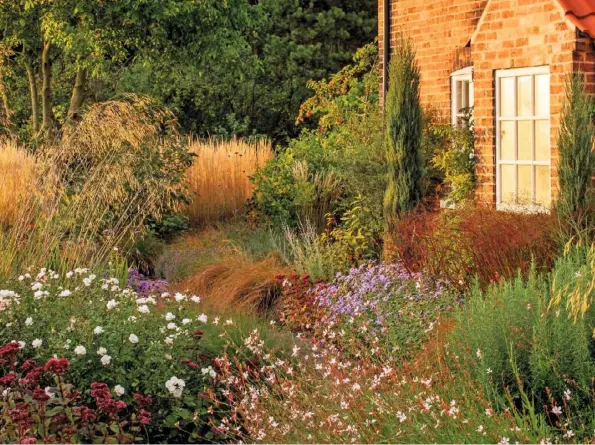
177, 252, 291, 314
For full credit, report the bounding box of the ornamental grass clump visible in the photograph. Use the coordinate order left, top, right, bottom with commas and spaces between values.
185, 138, 273, 225
0, 139, 36, 230
0, 96, 193, 279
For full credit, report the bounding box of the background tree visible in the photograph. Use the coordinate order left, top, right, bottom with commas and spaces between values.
383, 37, 423, 223
0, 0, 377, 143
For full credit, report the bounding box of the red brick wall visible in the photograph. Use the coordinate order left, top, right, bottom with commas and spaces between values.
379, 0, 487, 115
472, 0, 577, 204
380, 0, 591, 207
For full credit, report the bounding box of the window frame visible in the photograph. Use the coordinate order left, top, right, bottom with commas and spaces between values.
495, 66, 551, 213
451, 66, 474, 127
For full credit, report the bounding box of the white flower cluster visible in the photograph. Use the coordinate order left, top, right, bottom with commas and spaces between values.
165, 376, 186, 398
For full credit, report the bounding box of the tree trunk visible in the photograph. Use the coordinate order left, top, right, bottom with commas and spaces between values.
67, 68, 86, 123
41, 41, 54, 131
25, 60, 40, 134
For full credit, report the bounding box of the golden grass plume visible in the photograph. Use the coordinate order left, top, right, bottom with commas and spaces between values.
0, 139, 36, 229
185, 138, 273, 225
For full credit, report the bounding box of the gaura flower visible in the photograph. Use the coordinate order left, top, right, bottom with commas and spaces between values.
94, 326, 104, 335
25, 317, 33, 326
59, 290, 72, 297
106, 299, 118, 310
129, 334, 139, 344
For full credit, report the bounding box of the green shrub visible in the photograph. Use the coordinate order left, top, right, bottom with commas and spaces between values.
251, 42, 385, 238
449, 246, 595, 437
428, 110, 476, 206
383, 37, 423, 222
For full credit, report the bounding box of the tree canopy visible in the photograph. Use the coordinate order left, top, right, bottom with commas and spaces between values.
0, 0, 376, 143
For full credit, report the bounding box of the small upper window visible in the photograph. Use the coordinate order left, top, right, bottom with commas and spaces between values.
451, 67, 474, 127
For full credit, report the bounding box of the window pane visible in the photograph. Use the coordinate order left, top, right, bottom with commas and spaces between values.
456, 81, 463, 113
500, 165, 516, 204
536, 166, 551, 207
517, 76, 533, 117
535, 74, 550, 115
518, 165, 532, 205
500, 121, 515, 160
500, 77, 515, 117
463, 81, 470, 109
517, 121, 533, 161
535, 120, 550, 162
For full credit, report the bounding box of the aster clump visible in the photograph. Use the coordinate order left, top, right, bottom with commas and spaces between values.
287, 263, 458, 361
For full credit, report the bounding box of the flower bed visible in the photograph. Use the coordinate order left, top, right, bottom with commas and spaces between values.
0, 267, 225, 442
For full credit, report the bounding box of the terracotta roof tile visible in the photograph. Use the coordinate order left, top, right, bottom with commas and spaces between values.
558, 0, 595, 38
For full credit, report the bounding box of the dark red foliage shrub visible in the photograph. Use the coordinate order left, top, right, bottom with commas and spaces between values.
0, 347, 151, 444
386, 206, 559, 289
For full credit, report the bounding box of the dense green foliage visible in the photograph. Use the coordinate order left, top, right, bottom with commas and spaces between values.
251, 43, 384, 232
383, 38, 423, 222
427, 110, 476, 205
0, 0, 376, 142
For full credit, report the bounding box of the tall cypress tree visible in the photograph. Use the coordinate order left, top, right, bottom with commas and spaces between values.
383, 37, 423, 224
557, 73, 595, 216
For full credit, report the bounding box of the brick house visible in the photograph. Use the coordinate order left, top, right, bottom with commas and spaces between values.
379, 0, 595, 210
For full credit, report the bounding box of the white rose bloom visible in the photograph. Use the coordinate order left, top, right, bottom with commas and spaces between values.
190, 295, 201, 303
32, 339, 43, 348
165, 376, 185, 398
94, 326, 104, 335
97, 347, 108, 356
137, 305, 150, 314
66, 271, 74, 278
174, 293, 186, 302
182, 318, 191, 325
18, 275, 25, 281
167, 322, 178, 330
100, 354, 111, 366
129, 333, 139, 344
25, 317, 33, 326
165, 336, 174, 345
165, 312, 176, 321
106, 299, 118, 310
59, 290, 72, 297
197, 314, 208, 323
114, 385, 125, 396
74, 345, 86, 356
